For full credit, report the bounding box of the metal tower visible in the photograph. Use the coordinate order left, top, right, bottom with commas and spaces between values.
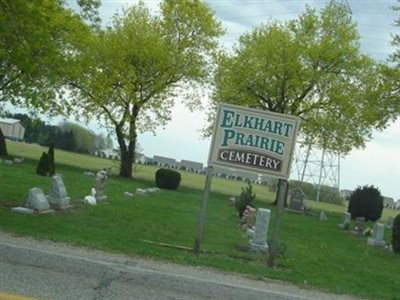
289, 0, 350, 202
290, 142, 341, 202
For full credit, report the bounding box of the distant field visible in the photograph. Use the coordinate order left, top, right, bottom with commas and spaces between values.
1, 140, 399, 299
7, 140, 397, 220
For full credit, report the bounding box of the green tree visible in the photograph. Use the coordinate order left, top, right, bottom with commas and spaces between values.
36, 151, 51, 176
0, 0, 98, 155
92, 132, 113, 152
384, 1, 400, 111
235, 181, 256, 218
391, 1, 400, 64
210, 3, 399, 154
56, 129, 76, 151
59, 122, 94, 153
69, 0, 224, 177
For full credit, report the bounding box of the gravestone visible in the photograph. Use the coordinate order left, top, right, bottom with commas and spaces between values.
104, 166, 112, 175
135, 188, 147, 196
84, 188, 97, 205
319, 211, 328, 221
83, 171, 95, 176
124, 191, 134, 198
14, 157, 24, 164
26, 187, 52, 212
354, 217, 365, 233
338, 212, 351, 229
249, 208, 271, 253
367, 223, 386, 247
386, 217, 394, 229
94, 170, 108, 202
227, 197, 236, 206
47, 175, 71, 208
11, 207, 34, 214
242, 206, 256, 229
289, 192, 304, 211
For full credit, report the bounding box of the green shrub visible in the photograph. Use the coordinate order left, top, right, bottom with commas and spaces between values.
267, 240, 288, 258
36, 152, 51, 176
347, 185, 383, 222
392, 214, 400, 254
155, 168, 181, 190
235, 180, 256, 217
48, 145, 55, 175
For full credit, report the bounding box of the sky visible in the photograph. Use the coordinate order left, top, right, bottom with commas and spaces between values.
19, 0, 400, 200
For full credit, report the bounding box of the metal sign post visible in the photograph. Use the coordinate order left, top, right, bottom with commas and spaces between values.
193, 165, 213, 254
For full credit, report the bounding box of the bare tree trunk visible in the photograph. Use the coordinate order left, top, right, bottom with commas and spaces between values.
116, 127, 135, 178
119, 146, 134, 177
115, 115, 137, 178
0, 127, 8, 157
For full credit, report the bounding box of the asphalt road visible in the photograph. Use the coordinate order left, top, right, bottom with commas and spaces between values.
0, 232, 362, 300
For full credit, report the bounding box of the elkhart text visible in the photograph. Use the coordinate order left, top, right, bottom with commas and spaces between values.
209, 105, 300, 176
219, 109, 295, 156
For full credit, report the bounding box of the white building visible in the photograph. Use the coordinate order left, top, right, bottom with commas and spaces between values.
395, 200, 400, 210
94, 148, 120, 160
340, 189, 353, 201
383, 196, 395, 209
135, 153, 151, 164
153, 155, 177, 168
212, 165, 275, 185
178, 159, 203, 173
0, 118, 25, 141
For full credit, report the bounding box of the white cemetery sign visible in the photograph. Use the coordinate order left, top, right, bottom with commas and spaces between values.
209, 103, 300, 179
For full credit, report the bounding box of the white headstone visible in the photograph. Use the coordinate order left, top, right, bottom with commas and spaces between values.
83, 171, 95, 176
135, 188, 147, 196
14, 157, 24, 164
227, 197, 236, 206
26, 188, 51, 211
338, 212, 351, 229
319, 211, 328, 221
146, 187, 160, 193
47, 175, 70, 208
84, 195, 97, 205
249, 208, 271, 253
94, 170, 108, 202
367, 223, 386, 247
372, 223, 385, 241
343, 212, 351, 224
386, 217, 394, 229
11, 207, 34, 214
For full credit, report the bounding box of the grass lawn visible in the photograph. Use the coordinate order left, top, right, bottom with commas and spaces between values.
1, 140, 399, 299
